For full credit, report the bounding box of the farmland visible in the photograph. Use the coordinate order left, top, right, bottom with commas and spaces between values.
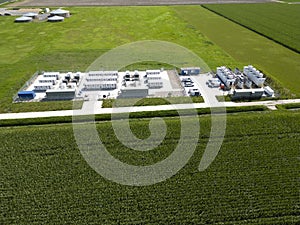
0, 6, 238, 113
203, 4, 300, 52
0, 110, 299, 224
173, 5, 300, 96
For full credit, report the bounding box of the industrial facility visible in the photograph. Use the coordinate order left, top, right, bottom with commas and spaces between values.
215, 65, 274, 100
16, 69, 184, 102
15, 65, 275, 103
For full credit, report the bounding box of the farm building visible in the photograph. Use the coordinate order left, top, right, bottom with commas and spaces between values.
18, 91, 36, 100
231, 88, 264, 100
243, 65, 266, 87
14, 16, 33, 23
50, 9, 70, 18
48, 16, 65, 22
46, 89, 75, 100
180, 67, 201, 75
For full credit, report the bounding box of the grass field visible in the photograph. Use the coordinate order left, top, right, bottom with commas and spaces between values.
102, 96, 204, 108
173, 5, 300, 96
0, 6, 238, 113
203, 4, 300, 52
0, 4, 299, 113
0, 111, 299, 224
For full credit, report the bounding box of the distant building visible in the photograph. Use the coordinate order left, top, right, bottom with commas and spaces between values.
48, 16, 65, 22
23, 12, 38, 19
50, 9, 70, 18
15, 16, 33, 23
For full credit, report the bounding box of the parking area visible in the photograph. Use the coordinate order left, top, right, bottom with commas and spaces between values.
179, 73, 228, 106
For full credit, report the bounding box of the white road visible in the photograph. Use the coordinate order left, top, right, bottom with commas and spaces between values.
0, 98, 299, 120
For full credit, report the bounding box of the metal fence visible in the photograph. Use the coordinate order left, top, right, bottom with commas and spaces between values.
12, 71, 40, 102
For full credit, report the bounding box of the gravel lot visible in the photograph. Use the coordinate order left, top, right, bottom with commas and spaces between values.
11, 0, 272, 7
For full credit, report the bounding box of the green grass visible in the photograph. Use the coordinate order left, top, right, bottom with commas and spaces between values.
0, 6, 240, 113
102, 96, 204, 108
276, 102, 300, 110
280, 0, 300, 2
203, 4, 300, 52
0, 111, 299, 224
6, 100, 83, 113
173, 5, 300, 96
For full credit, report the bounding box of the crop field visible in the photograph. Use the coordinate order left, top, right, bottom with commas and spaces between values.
0, 6, 239, 113
173, 5, 300, 96
0, 111, 299, 224
203, 4, 300, 52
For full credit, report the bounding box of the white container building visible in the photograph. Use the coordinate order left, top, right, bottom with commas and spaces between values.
243, 65, 266, 87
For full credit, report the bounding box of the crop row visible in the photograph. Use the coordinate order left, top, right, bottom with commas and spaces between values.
0, 111, 299, 224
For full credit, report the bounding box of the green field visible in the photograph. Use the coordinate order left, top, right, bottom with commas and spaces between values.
0, 5, 300, 113
0, 111, 299, 224
203, 4, 300, 52
173, 5, 300, 96
0, 6, 237, 113
102, 96, 204, 108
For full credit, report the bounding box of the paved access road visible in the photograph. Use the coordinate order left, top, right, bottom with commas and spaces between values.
0, 98, 299, 120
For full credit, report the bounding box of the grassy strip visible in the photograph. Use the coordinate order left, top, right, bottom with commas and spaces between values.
102, 96, 204, 108
5, 100, 83, 113
276, 102, 300, 110
0, 105, 268, 127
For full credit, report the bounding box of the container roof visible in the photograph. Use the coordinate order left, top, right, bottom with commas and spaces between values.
48, 16, 65, 21
18, 91, 35, 94
50, 9, 69, 14
15, 16, 33, 22
23, 12, 38, 17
